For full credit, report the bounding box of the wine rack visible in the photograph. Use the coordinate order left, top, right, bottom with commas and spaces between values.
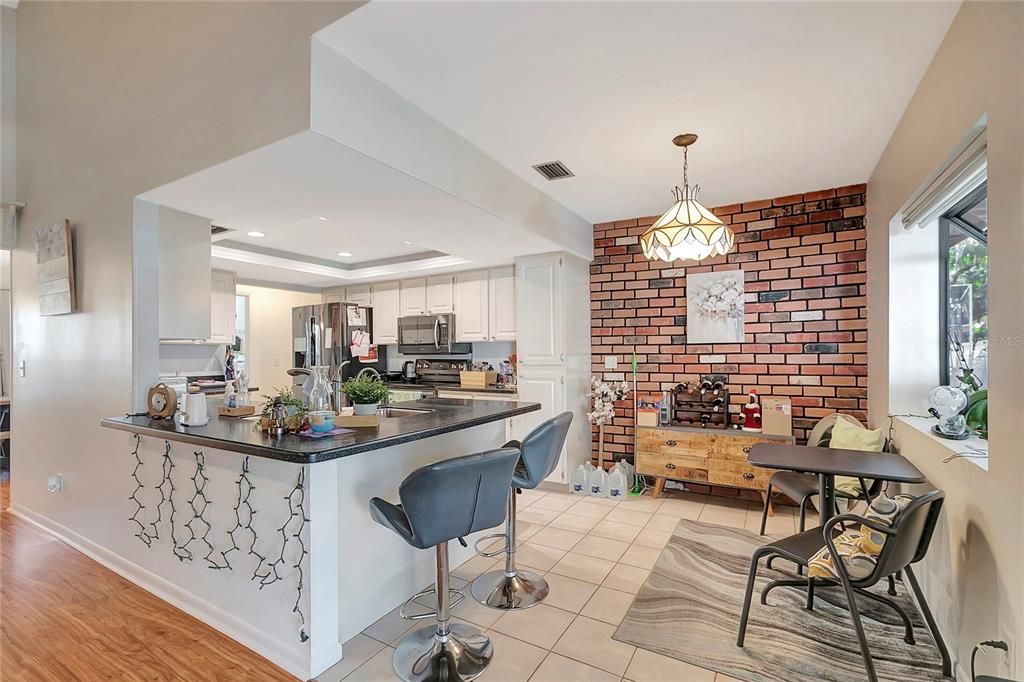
670, 374, 730, 429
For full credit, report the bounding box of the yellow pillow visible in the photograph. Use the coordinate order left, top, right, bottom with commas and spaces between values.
829, 417, 885, 496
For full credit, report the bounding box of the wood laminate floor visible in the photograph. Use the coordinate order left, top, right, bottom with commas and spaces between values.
0, 476, 297, 681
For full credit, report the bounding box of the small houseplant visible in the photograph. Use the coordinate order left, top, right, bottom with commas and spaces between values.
342, 375, 390, 415
257, 387, 308, 433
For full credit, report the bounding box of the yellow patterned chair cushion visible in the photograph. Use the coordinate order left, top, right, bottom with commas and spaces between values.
807, 492, 914, 581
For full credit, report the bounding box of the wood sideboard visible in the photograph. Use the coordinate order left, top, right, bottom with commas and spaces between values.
635, 425, 795, 500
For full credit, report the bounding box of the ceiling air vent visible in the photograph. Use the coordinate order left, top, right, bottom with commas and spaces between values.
532, 160, 575, 181
210, 225, 232, 236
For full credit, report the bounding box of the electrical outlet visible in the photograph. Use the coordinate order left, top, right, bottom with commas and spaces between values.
47, 473, 63, 493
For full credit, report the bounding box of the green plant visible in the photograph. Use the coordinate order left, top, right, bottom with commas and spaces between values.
256, 387, 308, 431
966, 388, 988, 439
341, 375, 390, 405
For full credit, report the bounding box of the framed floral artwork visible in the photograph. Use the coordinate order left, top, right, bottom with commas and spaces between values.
686, 270, 744, 343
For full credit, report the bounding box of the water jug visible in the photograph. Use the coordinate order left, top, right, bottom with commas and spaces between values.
571, 464, 589, 495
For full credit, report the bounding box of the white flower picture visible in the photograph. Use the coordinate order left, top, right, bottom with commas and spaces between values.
686, 270, 745, 343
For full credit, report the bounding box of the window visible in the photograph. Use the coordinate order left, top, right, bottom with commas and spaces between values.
939, 183, 987, 387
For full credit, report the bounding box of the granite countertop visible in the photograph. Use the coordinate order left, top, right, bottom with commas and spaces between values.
384, 382, 518, 395
100, 397, 539, 465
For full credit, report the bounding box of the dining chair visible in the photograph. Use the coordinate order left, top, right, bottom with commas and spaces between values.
738, 489, 951, 682
759, 413, 887, 536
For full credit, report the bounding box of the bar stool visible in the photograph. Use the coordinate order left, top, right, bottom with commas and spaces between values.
369, 447, 520, 682
470, 412, 573, 610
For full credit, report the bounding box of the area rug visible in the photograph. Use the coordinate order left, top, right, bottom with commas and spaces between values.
613, 519, 947, 682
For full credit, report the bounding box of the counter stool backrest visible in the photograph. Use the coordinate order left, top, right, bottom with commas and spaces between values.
514, 412, 574, 489
398, 447, 521, 549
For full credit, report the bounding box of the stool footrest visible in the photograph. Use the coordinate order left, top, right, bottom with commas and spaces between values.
473, 532, 508, 558
399, 587, 466, 621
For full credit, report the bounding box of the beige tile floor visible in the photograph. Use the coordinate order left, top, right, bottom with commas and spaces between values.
319, 488, 799, 682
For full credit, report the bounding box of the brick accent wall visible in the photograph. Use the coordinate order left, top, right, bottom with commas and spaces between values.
591, 183, 868, 465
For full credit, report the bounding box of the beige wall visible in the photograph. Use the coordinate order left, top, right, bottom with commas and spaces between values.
236, 283, 321, 397
10, 0, 354, 566
867, 2, 1024, 677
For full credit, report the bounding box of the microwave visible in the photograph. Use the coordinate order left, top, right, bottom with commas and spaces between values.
397, 314, 472, 355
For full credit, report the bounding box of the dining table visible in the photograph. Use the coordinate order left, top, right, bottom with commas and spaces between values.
747, 443, 927, 525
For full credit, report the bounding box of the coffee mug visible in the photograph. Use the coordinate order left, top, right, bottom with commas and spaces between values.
179, 393, 208, 426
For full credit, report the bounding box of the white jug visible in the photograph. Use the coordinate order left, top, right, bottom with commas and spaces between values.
179, 391, 209, 426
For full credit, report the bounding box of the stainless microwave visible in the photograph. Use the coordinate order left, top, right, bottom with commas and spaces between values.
397, 314, 472, 355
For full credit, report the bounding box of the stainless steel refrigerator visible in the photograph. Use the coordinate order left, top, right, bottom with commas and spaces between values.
291, 302, 388, 408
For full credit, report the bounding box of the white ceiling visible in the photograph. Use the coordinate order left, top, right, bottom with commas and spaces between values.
318, 1, 959, 223
141, 131, 559, 288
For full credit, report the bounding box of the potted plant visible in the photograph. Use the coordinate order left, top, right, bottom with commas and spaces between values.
256, 387, 307, 433
342, 375, 391, 415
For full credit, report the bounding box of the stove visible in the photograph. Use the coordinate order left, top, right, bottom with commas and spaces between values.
413, 358, 471, 387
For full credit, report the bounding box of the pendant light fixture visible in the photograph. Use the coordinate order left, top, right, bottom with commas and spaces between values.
641, 133, 734, 263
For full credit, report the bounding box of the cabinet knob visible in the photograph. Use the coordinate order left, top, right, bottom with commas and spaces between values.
742, 472, 754, 480
665, 440, 677, 447
742, 446, 752, 454
665, 463, 677, 470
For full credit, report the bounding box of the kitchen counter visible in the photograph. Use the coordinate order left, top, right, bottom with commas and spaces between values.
101, 397, 538, 464
433, 384, 518, 395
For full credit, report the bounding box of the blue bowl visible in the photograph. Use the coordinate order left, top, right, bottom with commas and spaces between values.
308, 410, 335, 433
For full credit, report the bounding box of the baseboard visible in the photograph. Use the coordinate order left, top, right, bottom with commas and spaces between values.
8, 503, 317, 681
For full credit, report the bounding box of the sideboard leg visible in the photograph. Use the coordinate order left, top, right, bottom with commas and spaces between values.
761, 491, 775, 517
652, 477, 666, 499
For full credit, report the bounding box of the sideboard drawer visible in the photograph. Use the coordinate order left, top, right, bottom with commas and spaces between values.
709, 434, 783, 462
635, 449, 708, 482
707, 459, 773, 490
637, 428, 710, 458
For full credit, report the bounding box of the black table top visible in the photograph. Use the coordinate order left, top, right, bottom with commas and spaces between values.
747, 443, 926, 483
101, 398, 540, 465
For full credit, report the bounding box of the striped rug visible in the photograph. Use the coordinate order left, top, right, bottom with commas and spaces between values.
613, 519, 947, 681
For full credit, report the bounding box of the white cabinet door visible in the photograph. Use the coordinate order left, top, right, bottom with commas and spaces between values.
512, 366, 568, 483
322, 286, 345, 304
372, 281, 400, 344
158, 207, 212, 340
516, 255, 563, 365
453, 271, 489, 341
400, 278, 427, 315
488, 266, 516, 341
346, 283, 372, 307
208, 270, 236, 344
426, 275, 454, 314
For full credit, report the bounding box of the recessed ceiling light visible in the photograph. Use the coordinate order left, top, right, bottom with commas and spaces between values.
317, 216, 328, 221
403, 240, 413, 245
337, 251, 353, 257
247, 231, 266, 238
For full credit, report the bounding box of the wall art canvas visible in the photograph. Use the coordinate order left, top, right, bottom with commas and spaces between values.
686, 269, 744, 343
36, 219, 76, 316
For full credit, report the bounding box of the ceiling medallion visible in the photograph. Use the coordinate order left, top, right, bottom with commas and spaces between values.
640, 133, 734, 263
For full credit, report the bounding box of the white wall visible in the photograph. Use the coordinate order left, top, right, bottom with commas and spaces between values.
236, 282, 321, 396
867, 3, 1024, 677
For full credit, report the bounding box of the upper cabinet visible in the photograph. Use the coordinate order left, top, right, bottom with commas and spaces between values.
372, 281, 400, 344
488, 266, 516, 341
208, 270, 237, 344
453, 271, 489, 342
346, 283, 372, 307
158, 207, 212, 340
400, 278, 427, 315
426, 275, 454, 314
516, 255, 563, 364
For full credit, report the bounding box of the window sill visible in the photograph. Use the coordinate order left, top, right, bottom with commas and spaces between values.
894, 416, 989, 471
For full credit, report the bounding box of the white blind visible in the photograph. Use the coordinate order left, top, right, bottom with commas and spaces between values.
900, 128, 987, 229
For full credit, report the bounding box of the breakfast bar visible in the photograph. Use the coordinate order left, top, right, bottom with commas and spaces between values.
100, 398, 540, 680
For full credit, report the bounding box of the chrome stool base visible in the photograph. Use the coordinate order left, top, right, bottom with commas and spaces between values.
471, 569, 549, 610
393, 622, 493, 682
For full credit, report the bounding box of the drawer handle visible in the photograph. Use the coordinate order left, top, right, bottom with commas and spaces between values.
742, 446, 752, 454
665, 440, 678, 447
742, 472, 755, 480
665, 463, 677, 470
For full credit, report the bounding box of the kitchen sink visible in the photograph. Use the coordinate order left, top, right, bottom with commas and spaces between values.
377, 407, 435, 418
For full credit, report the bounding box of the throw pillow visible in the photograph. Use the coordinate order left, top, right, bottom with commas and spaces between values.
829, 417, 886, 496
807, 492, 914, 581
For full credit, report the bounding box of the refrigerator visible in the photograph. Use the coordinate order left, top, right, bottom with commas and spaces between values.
291, 302, 388, 408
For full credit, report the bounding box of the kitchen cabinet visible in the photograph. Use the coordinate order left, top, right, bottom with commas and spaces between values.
516, 255, 563, 365
426, 275, 454, 314
208, 270, 237, 344
346, 283, 372, 307
453, 271, 489, 342
488, 266, 516, 341
400, 278, 427, 316
372, 281, 400, 344
511, 366, 567, 483
158, 206, 212, 341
